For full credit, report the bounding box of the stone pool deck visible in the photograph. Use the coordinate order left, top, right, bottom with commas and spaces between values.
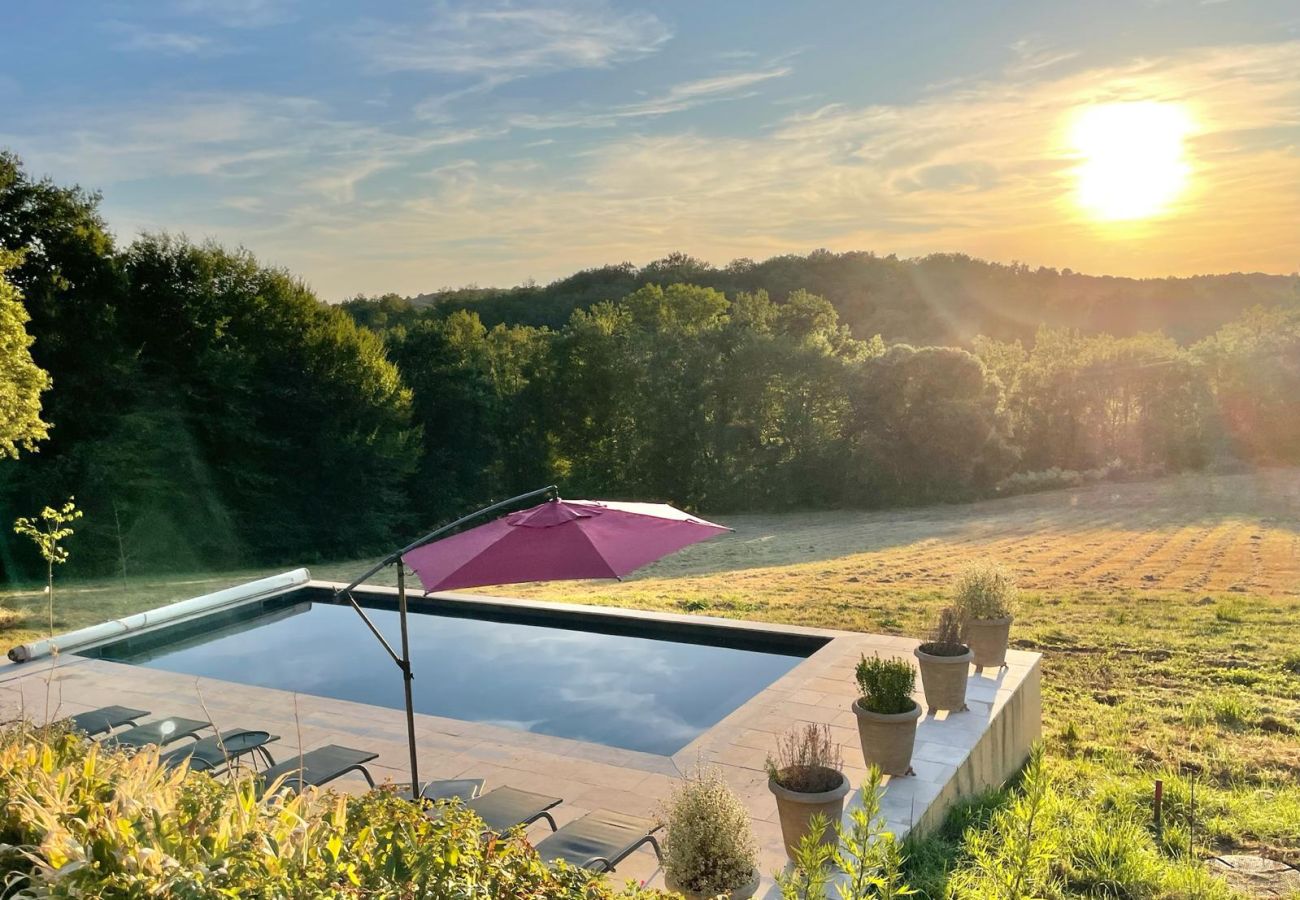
0, 582, 1040, 895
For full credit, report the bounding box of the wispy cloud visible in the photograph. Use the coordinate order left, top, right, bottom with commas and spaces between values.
1005, 37, 1080, 76
169, 0, 296, 28
106, 21, 231, 57
6, 38, 1298, 297
509, 66, 792, 129
352, 1, 671, 76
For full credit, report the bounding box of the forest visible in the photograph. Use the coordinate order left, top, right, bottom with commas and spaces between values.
3, 151, 1299, 579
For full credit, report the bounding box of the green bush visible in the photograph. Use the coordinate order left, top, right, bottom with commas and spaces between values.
953, 561, 1019, 621
0, 722, 665, 899
855, 654, 918, 715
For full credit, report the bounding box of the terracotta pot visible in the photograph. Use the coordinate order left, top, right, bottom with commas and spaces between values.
665, 868, 761, 900
965, 616, 1013, 670
852, 698, 921, 775
914, 644, 973, 711
768, 768, 851, 860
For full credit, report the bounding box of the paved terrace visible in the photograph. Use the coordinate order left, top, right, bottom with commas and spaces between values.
0, 583, 1041, 895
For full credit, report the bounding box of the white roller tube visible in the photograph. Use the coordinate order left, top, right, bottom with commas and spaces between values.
6, 568, 311, 663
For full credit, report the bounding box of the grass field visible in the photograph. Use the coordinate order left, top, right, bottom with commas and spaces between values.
4, 468, 1299, 897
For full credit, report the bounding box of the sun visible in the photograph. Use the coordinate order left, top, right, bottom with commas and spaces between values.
1069, 101, 1193, 222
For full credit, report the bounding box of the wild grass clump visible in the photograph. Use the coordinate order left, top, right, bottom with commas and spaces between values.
855, 654, 917, 715
1184, 691, 1259, 730
953, 561, 1018, 620
660, 768, 757, 896
766, 723, 843, 793
939, 746, 1234, 900
1213, 599, 1246, 624
0, 722, 665, 899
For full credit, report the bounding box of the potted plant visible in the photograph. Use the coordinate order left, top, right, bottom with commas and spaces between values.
765, 723, 850, 860
661, 768, 760, 900
953, 562, 1018, 671
914, 607, 972, 711
851, 654, 921, 776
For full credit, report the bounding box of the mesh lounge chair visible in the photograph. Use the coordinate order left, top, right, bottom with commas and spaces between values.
405, 777, 486, 803
66, 706, 150, 737
159, 729, 279, 776
534, 810, 663, 873
103, 716, 211, 749
465, 786, 562, 833
257, 744, 378, 796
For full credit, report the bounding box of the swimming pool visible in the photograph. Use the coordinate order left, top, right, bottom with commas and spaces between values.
84, 587, 822, 756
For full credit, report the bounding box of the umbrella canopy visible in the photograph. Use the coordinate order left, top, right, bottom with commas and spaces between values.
403, 499, 729, 593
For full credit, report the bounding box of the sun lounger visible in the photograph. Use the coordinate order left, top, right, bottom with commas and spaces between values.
159, 729, 279, 775
534, 810, 663, 873
66, 705, 150, 737
464, 785, 562, 833
397, 777, 486, 803
102, 716, 211, 749
257, 743, 378, 796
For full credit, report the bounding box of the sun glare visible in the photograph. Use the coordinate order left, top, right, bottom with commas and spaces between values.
1069, 101, 1193, 222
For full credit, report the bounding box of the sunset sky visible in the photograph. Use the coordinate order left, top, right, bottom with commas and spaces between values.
3, 0, 1298, 299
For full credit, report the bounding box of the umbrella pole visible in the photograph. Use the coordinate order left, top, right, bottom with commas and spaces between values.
397, 564, 420, 798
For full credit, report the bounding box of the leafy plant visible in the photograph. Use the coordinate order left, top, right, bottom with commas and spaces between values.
776, 767, 917, 900
0, 721, 668, 899
948, 744, 1059, 899
13, 497, 82, 635
855, 655, 917, 715
766, 724, 843, 793
952, 561, 1018, 621
919, 606, 968, 657
661, 767, 757, 896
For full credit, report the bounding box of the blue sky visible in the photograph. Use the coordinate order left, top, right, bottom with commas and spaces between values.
3, 0, 1298, 298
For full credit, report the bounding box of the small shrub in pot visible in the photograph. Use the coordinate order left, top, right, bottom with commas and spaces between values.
953, 561, 1018, 670
914, 607, 973, 712
851, 654, 921, 776
765, 724, 850, 860
661, 768, 759, 899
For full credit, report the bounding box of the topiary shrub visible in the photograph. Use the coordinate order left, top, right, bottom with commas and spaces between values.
661, 768, 757, 896
854, 654, 917, 715
0, 722, 666, 899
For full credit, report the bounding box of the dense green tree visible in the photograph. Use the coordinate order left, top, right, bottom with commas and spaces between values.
847, 346, 1016, 504
984, 328, 1210, 473
1196, 306, 1300, 464
120, 236, 419, 561
0, 250, 50, 458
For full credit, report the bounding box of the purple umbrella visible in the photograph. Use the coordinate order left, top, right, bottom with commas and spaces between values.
403, 499, 729, 593
334, 487, 729, 795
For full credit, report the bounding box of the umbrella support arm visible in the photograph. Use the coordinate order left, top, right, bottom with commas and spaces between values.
331, 484, 559, 802
343, 591, 402, 669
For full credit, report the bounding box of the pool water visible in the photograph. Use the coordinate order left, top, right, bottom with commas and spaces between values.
89, 594, 812, 755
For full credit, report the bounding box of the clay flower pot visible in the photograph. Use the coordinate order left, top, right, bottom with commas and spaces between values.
768, 768, 851, 860
915, 644, 973, 711
852, 698, 922, 776
666, 868, 761, 900
965, 616, 1013, 670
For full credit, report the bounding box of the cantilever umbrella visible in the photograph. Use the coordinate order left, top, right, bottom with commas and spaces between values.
335, 486, 729, 795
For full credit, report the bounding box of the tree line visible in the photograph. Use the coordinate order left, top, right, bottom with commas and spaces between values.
369, 250, 1298, 347
2, 152, 1298, 580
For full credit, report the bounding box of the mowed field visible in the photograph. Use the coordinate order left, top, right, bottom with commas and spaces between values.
3, 468, 1299, 894
509, 467, 1300, 599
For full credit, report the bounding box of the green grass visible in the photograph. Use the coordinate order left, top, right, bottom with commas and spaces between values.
4, 472, 1299, 897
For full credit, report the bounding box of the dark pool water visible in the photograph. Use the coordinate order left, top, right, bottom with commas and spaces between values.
92, 597, 808, 755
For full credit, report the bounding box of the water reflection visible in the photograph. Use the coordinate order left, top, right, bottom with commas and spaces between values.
125, 602, 803, 755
